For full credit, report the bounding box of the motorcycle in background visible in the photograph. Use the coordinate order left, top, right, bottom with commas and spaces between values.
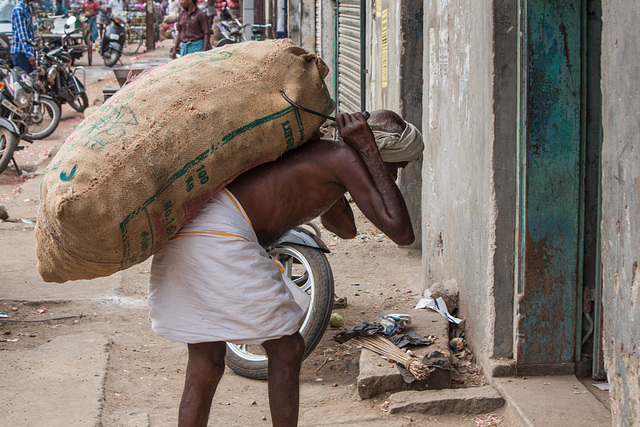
101, 15, 126, 67
35, 42, 88, 113
0, 66, 35, 173
225, 222, 334, 379
215, 2, 245, 46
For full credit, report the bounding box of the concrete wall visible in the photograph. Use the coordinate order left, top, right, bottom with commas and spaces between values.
600, 1, 640, 423
288, 0, 315, 49
421, 0, 517, 364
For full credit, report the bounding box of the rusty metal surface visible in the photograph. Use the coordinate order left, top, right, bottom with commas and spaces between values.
516, 0, 582, 365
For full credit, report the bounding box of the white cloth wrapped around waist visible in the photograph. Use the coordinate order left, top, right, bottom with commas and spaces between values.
148, 188, 310, 345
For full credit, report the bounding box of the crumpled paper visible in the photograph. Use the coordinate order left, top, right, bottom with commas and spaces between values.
415, 289, 463, 324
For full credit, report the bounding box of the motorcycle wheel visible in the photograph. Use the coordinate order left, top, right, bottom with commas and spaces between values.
103, 47, 121, 67
25, 96, 61, 140
0, 128, 18, 174
123, 28, 144, 56
225, 244, 334, 380
68, 91, 89, 113
85, 32, 93, 66
216, 38, 236, 47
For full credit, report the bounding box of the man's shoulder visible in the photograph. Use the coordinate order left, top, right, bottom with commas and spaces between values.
292, 138, 361, 167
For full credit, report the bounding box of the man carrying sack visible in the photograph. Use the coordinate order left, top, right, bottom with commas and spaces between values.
148, 110, 424, 426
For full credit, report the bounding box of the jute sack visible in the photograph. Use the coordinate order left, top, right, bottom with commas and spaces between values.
36, 39, 331, 283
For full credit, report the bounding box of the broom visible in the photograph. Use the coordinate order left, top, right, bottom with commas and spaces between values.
354, 334, 433, 380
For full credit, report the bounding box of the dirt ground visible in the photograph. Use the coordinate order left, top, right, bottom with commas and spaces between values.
0, 63, 497, 426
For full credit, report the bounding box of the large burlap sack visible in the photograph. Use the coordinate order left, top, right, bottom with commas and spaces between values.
36, 39, 331, 283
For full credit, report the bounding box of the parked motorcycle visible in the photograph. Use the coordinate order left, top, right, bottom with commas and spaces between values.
224, 223, 335, 379
0, 66, 34, 173
101, 15, 126, 67
45, 16, 91, 66
36, 42, 88, 113
215, 3, 245, 46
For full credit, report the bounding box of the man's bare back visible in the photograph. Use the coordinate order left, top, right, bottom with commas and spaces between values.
227, 112, 415, 248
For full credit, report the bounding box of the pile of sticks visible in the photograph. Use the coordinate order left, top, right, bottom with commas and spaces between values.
353, 334, 433, 380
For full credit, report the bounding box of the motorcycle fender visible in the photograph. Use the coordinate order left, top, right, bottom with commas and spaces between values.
275, 227, 331, 253
107, 41, 123, 53
0, 117, 19, 135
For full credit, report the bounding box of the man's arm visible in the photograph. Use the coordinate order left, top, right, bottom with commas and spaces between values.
171, 31, 181, 58
335, 113, 414, 246
320, 195, 357, 239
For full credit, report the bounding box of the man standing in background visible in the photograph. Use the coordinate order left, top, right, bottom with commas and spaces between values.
10, 0, 35, 73
170, 0, 210, 59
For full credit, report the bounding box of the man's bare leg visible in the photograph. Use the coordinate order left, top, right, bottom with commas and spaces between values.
262, 332, 305, 427
178, 341, 226, 427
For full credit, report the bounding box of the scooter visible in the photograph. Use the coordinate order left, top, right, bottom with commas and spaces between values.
224, 222, 334, 380
101, 15, 126, 67
215, 2, 245, 46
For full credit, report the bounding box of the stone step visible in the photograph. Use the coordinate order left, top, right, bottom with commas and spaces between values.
388, 386, 505, 415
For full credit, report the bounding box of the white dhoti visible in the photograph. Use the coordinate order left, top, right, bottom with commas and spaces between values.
148, 188, 310, 345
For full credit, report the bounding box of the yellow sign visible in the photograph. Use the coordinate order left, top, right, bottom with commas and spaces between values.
376, 0, 382, 17
381, 9, 388, 88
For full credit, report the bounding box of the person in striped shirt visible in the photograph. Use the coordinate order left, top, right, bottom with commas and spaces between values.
10, 0, 35, 73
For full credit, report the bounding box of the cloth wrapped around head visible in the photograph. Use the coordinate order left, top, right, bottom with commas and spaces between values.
372, 122, 424, 163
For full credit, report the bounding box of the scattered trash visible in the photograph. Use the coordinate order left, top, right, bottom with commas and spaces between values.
334, 322, 384, 343
380, 314, 411, 335
474, 413, 503, 426
415, 289, 463, 324
329, 313, 345, 328
37, 307, 48, 314
251, 401, 257, 405
20, 218, 33, 224
332, 296, 348, 308
592, 382, 610, 391
0, 338, 18, 342
0, 312, 8, 318
450, 337, 465, 351
332, 383, 338, 387
389, 331, 436, 348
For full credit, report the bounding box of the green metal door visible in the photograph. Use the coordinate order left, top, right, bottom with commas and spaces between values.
515, 0, 583, 370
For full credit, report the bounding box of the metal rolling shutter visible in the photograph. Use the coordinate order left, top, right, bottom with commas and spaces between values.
315, 0, 322, 55
337, 0, 365, 113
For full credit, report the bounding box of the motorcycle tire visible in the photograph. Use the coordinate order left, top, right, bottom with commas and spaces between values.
103, 47, 121, 67
0, 128, 18, 174
69, 91, 89, 113
25, 96, 61, 140
85, 32, 93, 66
225, 243, 335, 380
216, 38, 237, 47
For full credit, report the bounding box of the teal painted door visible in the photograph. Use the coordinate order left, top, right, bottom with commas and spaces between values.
515, 0, 583, 366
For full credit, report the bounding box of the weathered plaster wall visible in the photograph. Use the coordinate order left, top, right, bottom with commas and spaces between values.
421, 0, 511, 363
601, 1, 640, 423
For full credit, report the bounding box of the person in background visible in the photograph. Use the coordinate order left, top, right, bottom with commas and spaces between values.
11, 0, 35, 73
96, 0, 108, 38
83, 0, 101, 41
170, 0, 209, 59
107, 0, 124, 13
204, 0, 215, 27
54, 0, 68, 16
